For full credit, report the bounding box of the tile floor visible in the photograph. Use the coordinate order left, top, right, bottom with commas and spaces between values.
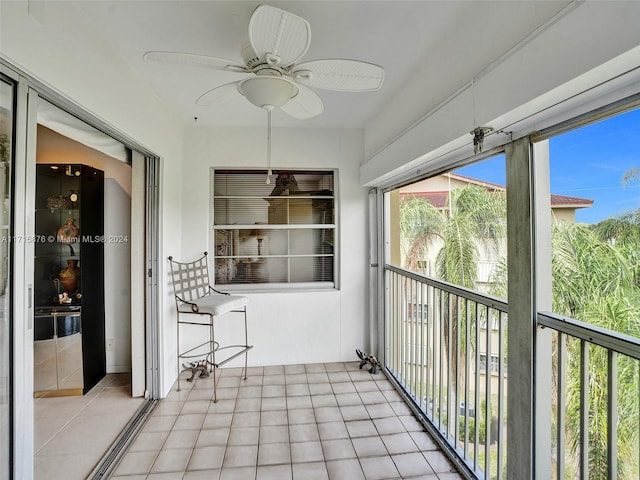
34, 373, 145, 480
111, 362, 463, 480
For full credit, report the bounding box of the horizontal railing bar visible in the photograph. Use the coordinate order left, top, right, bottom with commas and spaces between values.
537, 311, 640, 360
213, 195, 334, 199
215, 254, 334, 259
214, 224, 336, 230
385, 264, 508, 312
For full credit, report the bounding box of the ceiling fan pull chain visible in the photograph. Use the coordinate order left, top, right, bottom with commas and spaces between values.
266, 108, 272, 185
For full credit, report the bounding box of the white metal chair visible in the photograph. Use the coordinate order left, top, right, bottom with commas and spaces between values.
168, 252, 252, 402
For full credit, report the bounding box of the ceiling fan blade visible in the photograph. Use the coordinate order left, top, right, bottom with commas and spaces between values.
280, 84, 324, 120
143, 51, 248, 73
196, 81, 243, 107
292, 59, 385, 92
248, 5, 311, 67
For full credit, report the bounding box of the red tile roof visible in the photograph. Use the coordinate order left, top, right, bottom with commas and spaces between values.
400, 173, 594, 209
549, 193, 594, 207
402, 191, 449, 208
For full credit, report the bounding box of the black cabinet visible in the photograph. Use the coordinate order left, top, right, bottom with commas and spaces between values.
34, 164, 105, 395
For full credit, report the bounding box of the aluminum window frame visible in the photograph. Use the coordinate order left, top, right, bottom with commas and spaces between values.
210, 167, 339, 291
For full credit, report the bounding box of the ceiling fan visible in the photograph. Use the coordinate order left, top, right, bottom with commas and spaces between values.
143, 4, 385, 119
144, 4, 384, 182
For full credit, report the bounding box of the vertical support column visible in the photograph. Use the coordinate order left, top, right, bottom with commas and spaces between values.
387, 190, 401, 266
369, 188, 384, 358
505, 136, 534, 480
506, 136, 552, 479
532, 140, 553, 479
383, 190, 398, 368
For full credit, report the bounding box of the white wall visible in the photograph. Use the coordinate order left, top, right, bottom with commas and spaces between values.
103, 178, 132, 373
181, 126, 369, 367
1, 1, 184, 400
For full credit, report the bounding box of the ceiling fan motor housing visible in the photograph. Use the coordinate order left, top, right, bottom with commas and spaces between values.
241, 43, 262, 69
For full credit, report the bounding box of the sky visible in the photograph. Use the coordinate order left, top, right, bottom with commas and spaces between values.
455, 107, 640, 224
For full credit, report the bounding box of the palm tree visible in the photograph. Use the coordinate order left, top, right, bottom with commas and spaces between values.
479, 217, 640, 477
400, 184, 506, 285
400, 179, 640, 476
564, 294, 640, 479
400, 184, 507, 438
552, 222, 632, 316
593, 207, 640, 243
552, 222, 640, 479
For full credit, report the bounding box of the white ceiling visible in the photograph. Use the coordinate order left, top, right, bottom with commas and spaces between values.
70, 1, 571, 129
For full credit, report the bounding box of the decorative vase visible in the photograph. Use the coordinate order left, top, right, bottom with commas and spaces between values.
59, 259, 80, 294
56, 218, 79, 243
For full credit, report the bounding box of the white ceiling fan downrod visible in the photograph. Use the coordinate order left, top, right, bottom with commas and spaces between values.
265, 107, 272, 185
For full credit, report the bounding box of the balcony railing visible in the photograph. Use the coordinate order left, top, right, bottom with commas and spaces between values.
384, 265, 640, 480
538, 311, 640, 480
384, 265, 508, 479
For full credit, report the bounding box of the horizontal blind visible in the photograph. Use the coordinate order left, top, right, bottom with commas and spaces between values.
212, 169, 336, 286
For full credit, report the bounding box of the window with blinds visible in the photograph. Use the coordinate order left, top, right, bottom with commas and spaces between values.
212, 169, 336, 288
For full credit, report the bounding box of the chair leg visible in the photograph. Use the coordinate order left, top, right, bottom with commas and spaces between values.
177, 314, 181, 392
210, 314, 217, 403
243, 307, 249, 381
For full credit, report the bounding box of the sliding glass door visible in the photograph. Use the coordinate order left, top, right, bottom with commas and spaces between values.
0, 74, 15, 480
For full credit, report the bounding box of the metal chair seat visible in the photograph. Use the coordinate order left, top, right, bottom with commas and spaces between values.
177, 294, 248, 316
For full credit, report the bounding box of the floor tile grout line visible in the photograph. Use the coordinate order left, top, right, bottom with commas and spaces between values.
34, 376, 129, 457
34, 374, 145, 479
134, 386, 184, 477
111, 364, 459, 479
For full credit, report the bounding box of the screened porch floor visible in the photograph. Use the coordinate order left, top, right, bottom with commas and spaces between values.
111, 361, 463, 480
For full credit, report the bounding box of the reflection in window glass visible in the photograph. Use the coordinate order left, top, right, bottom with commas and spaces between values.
0, 77, 14, 480
212, 170, 335, 287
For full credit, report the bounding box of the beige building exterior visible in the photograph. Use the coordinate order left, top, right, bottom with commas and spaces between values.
398, 172, 593, 282
395, 172, 593, 403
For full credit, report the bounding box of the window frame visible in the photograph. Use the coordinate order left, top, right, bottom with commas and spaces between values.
479, 353, 508, 376
210, 167, 339, 292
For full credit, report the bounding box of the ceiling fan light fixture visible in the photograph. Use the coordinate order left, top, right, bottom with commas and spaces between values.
237, 76, 299, 110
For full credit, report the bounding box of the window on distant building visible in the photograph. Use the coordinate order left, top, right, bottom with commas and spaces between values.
479, 353, 507, 375
212, 169, 336, 289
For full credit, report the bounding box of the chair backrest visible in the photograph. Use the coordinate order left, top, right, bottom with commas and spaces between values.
168, 252, 211, 303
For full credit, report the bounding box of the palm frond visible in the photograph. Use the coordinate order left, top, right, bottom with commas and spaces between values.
565, 293, 640, 479
436, 213, 478, 288
552, 222, 634, 315
621, 166, 640, 187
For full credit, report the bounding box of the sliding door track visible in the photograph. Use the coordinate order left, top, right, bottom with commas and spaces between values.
87, 398, 158, 479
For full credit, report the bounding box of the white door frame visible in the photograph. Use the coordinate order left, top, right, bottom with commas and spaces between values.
1, 58, 162, 479
10, 73, 38, 480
